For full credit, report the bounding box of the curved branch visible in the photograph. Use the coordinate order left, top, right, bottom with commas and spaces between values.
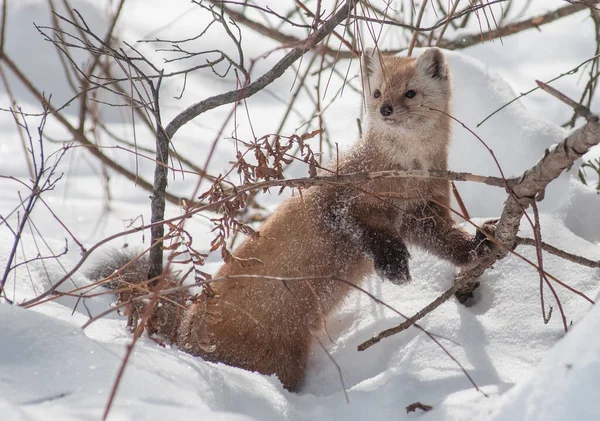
165, 0, 357, 139
516, 236, 600, 268
455, 88, 600, 299
439, 1, 598, 50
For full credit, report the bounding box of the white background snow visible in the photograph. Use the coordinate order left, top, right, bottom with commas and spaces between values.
1, 1, 599, 420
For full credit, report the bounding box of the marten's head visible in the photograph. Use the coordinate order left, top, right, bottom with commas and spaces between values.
361, 48, 451, 138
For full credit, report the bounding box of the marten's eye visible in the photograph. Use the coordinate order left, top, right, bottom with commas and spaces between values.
374, 89, 381, 99
405, 89, 417, 98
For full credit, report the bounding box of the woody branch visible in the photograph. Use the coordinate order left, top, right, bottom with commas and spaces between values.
454, 81, 600, 300
438, 0, 600, 50
212, 1, 598, 58
165, 0, 358, 138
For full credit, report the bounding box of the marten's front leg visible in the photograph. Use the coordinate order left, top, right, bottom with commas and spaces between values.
324, 190, 411, 284
400, 202, 491, 267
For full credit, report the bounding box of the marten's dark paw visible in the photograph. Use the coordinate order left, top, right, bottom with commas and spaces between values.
362, 230, 412, 284
374, 256, 411, 284
372, 240, 412, 285
473, 219, 498, 256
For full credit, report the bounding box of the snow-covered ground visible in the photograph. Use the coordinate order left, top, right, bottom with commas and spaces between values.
1, 1, 599, 420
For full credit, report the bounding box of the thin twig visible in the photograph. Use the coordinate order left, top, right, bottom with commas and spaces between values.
0, 0, 7, 56
407, 0, 428, 57
102, 294, 159, 421
531, 202, 557, 327
357, 284, 458, 351
536, 80, 595, 122
516, 236, 600, 268
439, 0, 598, 49
478, 54, 600, 127
165, 0, 358, 139
455, 87, 600, 299
436, 0, 462, 46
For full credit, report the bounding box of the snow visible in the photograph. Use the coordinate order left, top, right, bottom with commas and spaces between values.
1, 1, 600, 420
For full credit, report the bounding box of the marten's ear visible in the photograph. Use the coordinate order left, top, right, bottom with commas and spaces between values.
361, 48, 383, 96
362, 48, 383, 79
415, 48, 448, 80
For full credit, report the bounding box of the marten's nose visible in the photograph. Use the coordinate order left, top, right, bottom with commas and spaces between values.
380, 104, 393, 117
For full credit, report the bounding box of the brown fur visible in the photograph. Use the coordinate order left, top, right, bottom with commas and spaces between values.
94, 48, 483, 391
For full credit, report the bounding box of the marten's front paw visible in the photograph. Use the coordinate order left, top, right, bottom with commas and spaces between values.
473, 219, 498, 256
363, 230, 412, 284
373, 243, 412, 285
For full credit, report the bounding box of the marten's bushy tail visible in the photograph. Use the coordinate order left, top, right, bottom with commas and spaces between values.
87, 250, 187, 342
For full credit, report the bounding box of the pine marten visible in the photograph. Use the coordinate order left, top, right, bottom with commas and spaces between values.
90, 48, 488, 391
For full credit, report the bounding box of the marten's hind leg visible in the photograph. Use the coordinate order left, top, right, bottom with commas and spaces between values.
177, 296, 311, 391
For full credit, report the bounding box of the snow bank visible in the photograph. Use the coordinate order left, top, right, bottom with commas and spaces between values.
483, 301, 600, 421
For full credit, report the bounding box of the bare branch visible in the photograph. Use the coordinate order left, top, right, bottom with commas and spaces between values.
0, 0, 7, 56
516, 236, 600, 268
406, 0, 429, 56
165, 0, 358, 139
440, 0, 598, 50
455, 95, 600, 300
536, 80, 595, 122
357, 285, 458, 351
